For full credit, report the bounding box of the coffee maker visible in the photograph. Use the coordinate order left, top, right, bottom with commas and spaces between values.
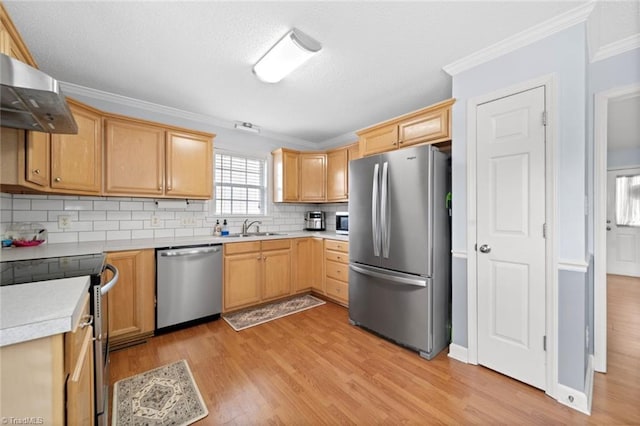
304, 211, 325, 231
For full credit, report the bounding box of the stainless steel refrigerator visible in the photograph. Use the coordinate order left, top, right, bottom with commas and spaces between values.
348, 144, 450, 360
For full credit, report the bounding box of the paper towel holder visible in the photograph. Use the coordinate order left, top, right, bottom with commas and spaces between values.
155, 199, 190, 209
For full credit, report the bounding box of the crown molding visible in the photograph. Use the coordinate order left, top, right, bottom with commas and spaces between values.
59, 81, 319, 148
591, 33, 640, 63
443, 1, 596, 76
317, 131, 358, 150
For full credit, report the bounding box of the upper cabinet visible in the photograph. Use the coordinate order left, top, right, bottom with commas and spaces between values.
357, 98, 455, 157
272, 148, 300, 202
50, 100, 103, 194
0, 4, 37, 67
299, 152, 326, 202
165, 131, 213, 199
326, 147, 348, 202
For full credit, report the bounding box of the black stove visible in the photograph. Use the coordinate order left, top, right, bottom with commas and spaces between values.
0, 253, 106, 286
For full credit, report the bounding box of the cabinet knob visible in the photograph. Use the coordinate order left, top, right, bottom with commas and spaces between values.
33, 169, 40, 174
337, 256, 341, 260
55, 177, 62, 182
158, 184, 163, 190
257, 256, 261, 260
263, 256, 267, 260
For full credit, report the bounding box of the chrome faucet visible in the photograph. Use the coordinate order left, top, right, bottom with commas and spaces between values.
242, 219, 262, 234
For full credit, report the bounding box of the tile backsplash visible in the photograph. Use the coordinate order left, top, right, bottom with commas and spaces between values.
0, 193, 345, 243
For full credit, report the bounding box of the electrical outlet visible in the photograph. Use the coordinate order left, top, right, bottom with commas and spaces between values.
180, 217, 196, 226
58, 215, 71, 229
150, 216, 161, 227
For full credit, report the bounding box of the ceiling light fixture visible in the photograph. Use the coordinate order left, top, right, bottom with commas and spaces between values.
234, 122, 260, 134
253, 28, 322, 83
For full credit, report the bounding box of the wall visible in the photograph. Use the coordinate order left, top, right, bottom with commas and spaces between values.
608, 147, 640, 169
450, 24, 590, 391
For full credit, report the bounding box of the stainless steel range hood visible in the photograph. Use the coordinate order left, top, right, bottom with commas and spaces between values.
1, 53, 78, 134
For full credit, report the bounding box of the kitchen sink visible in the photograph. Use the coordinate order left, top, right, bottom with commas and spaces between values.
224, 232, 286, 238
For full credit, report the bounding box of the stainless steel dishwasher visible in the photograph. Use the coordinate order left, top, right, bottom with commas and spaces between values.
156, 244, 222, 331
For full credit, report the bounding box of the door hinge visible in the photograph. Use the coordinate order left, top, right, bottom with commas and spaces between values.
543, 335, 547, 351
474, 243, 477, 251
543, 223, 547, 239
542, 111, 547, 126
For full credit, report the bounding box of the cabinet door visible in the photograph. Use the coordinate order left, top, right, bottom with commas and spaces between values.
398, 107, 450, 147
106, 250, 155, 348
359, 124, 398, 156
50, 102, 102, 194
262, 248, 291, 301
311, 238, 324, 293
292, 238, 312, 293
300, 153, 326, 202
347, 142, 361, 162
25, 131, 50, 187
66, 325, 95, 426
326, 148, 348, 202
166, 131, 212, 198
224, 252, 262, 311
104, 119, 164, 196
282, 149, 300, 202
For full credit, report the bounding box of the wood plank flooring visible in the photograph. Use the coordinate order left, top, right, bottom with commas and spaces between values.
110, 277, 640, 424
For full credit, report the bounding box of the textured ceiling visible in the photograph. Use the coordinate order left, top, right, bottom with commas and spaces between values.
4, 1, 638, 145
608, 94, 640, 151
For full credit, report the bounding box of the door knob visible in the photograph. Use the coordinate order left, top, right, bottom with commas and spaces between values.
479, 244, 491, 253
607, 226, 611, 231
606, 220, 611, 224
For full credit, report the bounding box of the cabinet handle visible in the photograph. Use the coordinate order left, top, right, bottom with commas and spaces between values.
256, 256, 261, 260
33, 169, 40, 174
55, 177, 61, 182
263, 256, 267, 260
80, 314, 94, 328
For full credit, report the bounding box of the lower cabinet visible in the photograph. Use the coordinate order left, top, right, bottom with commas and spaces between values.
223, 239, 292, 312
321, 239, 349, 306
0, 294, 94, 425
106, 249, 155, 349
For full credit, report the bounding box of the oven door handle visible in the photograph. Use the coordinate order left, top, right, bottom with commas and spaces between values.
100, 263, 119, 295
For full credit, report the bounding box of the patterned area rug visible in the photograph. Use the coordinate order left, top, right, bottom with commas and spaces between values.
223, 294, 326, 331
112, 360, 208, 426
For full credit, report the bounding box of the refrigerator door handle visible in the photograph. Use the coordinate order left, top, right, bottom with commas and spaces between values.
372, 163, 380, 256
381, 161, 389, 258
349, 263, 427, 287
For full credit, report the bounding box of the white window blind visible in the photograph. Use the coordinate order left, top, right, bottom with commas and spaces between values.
214, 152, 266, 215
615, 174, 640, 227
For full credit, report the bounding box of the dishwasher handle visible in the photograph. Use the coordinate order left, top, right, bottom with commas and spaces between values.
159, 247, 221, 257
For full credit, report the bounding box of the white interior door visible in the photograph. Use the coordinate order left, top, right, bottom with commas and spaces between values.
476, 86, 547, 390
607, 168, 640, 277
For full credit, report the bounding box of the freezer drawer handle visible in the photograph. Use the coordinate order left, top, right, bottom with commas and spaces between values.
372, 163, 380, 256
160, 248, 221, 257
349, 264, 427, 287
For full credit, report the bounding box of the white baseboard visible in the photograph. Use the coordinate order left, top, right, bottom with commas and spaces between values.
556, 355, 594, 415
448, 343, 469, 363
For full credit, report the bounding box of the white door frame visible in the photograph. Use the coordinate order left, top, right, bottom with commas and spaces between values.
466, 74, 558, 398
593, 83, 640, 373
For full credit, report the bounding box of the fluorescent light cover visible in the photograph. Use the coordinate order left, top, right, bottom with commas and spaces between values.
234, 122, 260, 133
253, 28, 321, 83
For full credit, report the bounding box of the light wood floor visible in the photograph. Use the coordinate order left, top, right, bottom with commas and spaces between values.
110, 277, 640, 424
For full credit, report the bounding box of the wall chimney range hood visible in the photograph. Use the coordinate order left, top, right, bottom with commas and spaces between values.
1, 53, 77, 134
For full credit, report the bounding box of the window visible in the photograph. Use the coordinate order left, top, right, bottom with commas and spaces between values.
214, 152, 267, 215
616, 174, 640, 227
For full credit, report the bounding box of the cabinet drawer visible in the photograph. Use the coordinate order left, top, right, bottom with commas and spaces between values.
262, 239, 291, 251
65, 293, 90, 375
325, 250, 348, 264
398, 108, 449, 146
225, 241, 261, 255
325, 239, 348, 253
326, 260, 348, 282
325, 277, 348, 303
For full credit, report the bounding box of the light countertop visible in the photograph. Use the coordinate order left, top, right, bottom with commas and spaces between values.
0, 276, 91, 347
0, 231, 349, 262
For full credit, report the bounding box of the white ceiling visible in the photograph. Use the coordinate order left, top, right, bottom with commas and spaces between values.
4, 1, 639, 145
608, 94, 640, 151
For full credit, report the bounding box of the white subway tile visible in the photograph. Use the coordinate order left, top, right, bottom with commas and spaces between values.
120, 201, 143, 211
12, 199, 30, 210
175, 228, 194, 237
131, 230, 153, 239
174, 211, 194, 219
143, 220, 163, 229
119, 221, 143, 230
143, 202, 157, 211
153, 211, 174, 220
71, 221, 93, 232
164, 220, 181, 228
32, 200, 63, 210
107, 230, 131, 240
13, 194, 36, 199
0, 212, 12, 223
16, 211, 48, 222
131, 211, 152, 220
47, 232, 78, 243
94, 221, 119, 231
64, 200, 94, 210
194, 228, 212, 236
94, 201, 120, 211
1, 197, 12, 210
80, 211, 106, 221
154, 229, 174, 238
48, 211, 78, 222
107, 211, 131, 221
78, 231, 106, 242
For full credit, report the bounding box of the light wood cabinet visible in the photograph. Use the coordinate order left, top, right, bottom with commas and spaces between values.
272, 148, 300, 202
51, 100, 102, 194
0, 4, 37, 67
26, 131, 50, 187
166, 131, 213, 198
0, 127, 50, 193
358, 98, 454, 157
347, 142, 361, 162
0, 294, 94, 425
300, 153, 326, 202
311, 238, 325, 293
326, 147, 348, 202
104, 118, 165, 196
292, 238, 314, 293
223, 239, 292, 312
106, 249, 155, 350
322, 239, 349, 306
